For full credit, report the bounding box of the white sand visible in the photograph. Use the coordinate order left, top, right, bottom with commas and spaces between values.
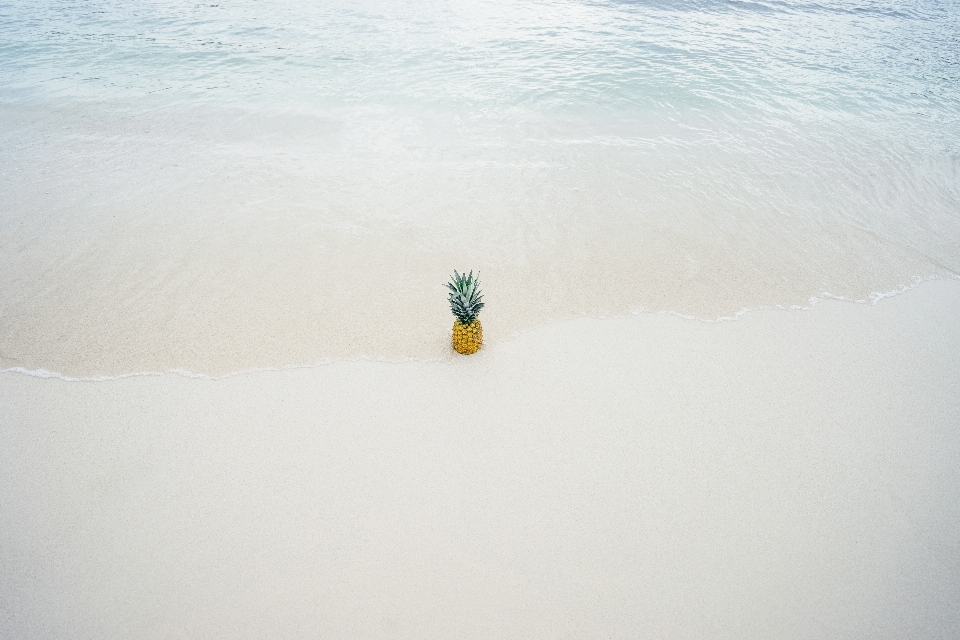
2, 279, 959, 639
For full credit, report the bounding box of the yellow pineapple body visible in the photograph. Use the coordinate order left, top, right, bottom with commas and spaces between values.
452, 319, 483, 354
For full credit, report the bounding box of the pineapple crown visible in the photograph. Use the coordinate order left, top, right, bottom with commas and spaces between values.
446, 270, 485, 324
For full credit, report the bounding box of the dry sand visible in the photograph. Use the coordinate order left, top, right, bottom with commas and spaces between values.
2, 279, 959, 639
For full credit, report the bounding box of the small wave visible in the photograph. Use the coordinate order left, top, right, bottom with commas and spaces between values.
0, 355, 453, 382
639, 274, 954, 326
3, 275, 957, 383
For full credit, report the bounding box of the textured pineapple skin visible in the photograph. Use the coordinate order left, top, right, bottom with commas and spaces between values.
452, 319, 483, 354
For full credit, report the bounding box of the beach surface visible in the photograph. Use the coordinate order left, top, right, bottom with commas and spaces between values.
2, 279, 959, 639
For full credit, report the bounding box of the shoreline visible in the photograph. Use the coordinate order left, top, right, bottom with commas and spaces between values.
2, 278, 959, 638
3, 274, 957, 382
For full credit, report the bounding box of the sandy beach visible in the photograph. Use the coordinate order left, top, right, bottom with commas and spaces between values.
2, 279, 958, 639
3, 1, 959, 636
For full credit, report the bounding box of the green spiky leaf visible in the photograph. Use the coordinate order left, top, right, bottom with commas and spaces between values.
446, 270, 485, 324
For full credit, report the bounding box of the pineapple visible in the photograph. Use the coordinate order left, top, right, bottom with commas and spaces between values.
446, 270, 485, 354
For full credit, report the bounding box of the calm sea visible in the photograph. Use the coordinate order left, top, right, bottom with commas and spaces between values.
1, 0, 958, 376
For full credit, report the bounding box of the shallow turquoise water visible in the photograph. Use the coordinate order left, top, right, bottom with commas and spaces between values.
3, 0, 958, 121
1, 0, 959, 374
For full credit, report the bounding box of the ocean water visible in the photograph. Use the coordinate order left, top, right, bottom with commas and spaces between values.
1, 0, 958, 377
